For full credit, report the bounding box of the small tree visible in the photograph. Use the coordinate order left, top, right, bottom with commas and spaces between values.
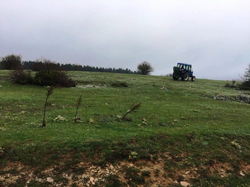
0, 57, 3, 69
42, 86, 54, 127
0, 54, 22, 70
74, 94, 83, 123
239, 63, 250, 90
243, 63, 250, 81
137, 61, 154, 75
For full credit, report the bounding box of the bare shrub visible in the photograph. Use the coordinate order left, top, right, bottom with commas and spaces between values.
122, 103, 141, 120
74, 94, 83, 123
10, 68, 33, 84
137, 61, 154, 75
42, 86, 54, 127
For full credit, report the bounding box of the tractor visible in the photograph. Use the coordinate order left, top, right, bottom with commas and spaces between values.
172, 63, 196, 81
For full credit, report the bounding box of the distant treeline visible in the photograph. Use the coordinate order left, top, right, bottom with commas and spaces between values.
22, 61, 137, 74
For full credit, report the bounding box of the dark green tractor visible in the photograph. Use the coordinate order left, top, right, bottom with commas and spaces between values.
173, 63, 196, 81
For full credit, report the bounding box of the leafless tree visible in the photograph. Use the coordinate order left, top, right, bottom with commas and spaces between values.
137, 61, 154, 75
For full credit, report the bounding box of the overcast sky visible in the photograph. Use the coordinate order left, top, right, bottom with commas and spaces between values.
1, 0, 250, 80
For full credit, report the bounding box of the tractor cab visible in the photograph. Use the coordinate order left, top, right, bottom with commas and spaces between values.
173, 63, 195, 81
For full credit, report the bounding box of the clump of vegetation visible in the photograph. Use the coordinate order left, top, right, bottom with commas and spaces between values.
88, 118, 95, 124
116, 115, 123, 121
129, 151, 138, 160
42, 86, 54, 127
140, 118, 147, 126
225, 80, 237, 88
124, 167, 145, 185
8, 57, 76, 87
33, 58, 76, 87
137, 61, 154, 75
122, 103, 141, 120
53, 175, 69, 185
105, 175, 124, 187
74, 94, 83, 123
231, 140, 241, 149
34, 70, 76, 87
2, 54, 32, 84
54, 115, 68, 122
141, 171, 151, 177
154, 169, 160, 177
239, 81, 250, 90
10, 69, 33, 85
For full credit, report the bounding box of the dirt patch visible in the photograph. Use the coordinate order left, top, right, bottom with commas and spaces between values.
239, 161, 250, 176
1, 156, 249, 187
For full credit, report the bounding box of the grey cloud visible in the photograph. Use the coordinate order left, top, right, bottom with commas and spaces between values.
1, 0, 250, 79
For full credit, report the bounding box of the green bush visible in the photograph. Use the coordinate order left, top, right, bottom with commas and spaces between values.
239, 64, 250, 90
34, 70, 76, 87
32, 58, 76, 87
224, 80, 237, 88
238, 80, 250, 90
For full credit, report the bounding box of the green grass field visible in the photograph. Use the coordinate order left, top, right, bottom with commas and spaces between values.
0, 70, 250, 186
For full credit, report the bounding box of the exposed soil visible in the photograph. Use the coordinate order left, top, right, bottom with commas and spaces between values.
1, 155, 249, 187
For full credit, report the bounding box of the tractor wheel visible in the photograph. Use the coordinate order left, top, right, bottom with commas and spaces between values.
191, 76, 196, 81
182, 73, 189, 81
172, 74, 179, 80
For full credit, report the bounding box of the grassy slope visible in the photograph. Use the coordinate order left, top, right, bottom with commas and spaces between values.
0, 70, 250, 186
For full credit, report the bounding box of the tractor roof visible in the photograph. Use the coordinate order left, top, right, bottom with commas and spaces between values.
177, 63, 192, 66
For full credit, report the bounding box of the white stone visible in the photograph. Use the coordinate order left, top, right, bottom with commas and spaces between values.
47, 177, 54, 183
180, 181, 190, 187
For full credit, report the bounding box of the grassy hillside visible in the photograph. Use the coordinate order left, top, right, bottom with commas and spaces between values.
0, 70, 249, 186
